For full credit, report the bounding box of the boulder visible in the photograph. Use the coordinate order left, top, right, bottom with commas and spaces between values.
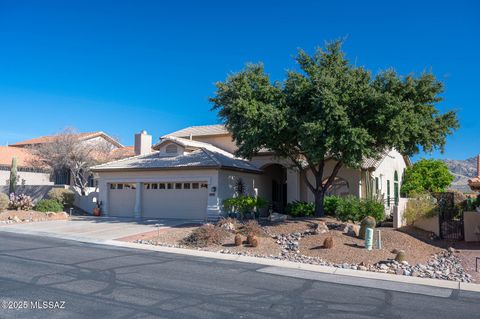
343, 224, 360, 237
269, 213, 288, 222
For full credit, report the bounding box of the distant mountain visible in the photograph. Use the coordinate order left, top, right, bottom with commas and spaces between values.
442, 157, 477, 193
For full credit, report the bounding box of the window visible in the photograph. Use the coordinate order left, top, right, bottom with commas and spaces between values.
145, 183, 151, 189
167, 183, 173, 189
165, 144, 178, 154
200, 183, 208, 189
158, 183, 165, 189
175, 183, 182, 189
387, 180, 391, 204
110, 183, 116, 190
192, 183, 199, 189
375, 177, 379, 192
183, 183, 191, 189
117, 184, 124, 190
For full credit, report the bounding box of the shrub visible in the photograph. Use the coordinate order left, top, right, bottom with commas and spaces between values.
335, 196, 385, 223
324, 196, 341, 216
285, 201, 314, 217
359, 198, 385, 223
404, 193, 438, 225
35, 199, 64, 213
223, 196, 268, 219
335, 196, 361, 222
239, 220, 264, 237
8, 193, 33, 210
181, 224, 228, 247
47, 188, 75, 206
0, 193, 9, 211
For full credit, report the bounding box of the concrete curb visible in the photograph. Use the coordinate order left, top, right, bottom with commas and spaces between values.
1, 226, 479, 293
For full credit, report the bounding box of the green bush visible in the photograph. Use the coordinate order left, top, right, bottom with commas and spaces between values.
35, 199, 64, 213
285, 201, 314, 217
335, 196, 361, 222
335, 196, 385, 222
404, 193, 438, 225
0, 193, 9, 211
359, 198, 385, 223
47, 188, 75, 206
222, 196, 268, 218
324, 196, 341, 216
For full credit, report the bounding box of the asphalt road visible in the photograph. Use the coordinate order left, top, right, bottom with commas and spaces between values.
0, 232, 479, 319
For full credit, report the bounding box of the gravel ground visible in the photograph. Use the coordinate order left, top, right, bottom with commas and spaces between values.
0, 210, 68, 223
298, 228, 442, 265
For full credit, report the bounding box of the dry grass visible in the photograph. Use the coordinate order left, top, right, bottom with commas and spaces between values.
181, 224, 229, 247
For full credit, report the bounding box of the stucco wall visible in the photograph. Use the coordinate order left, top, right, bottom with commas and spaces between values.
302, 160, 362, 202
0, 185, 56, 203
0, 169, 53, 186
192, 135, 237, 154
413, 215, 440, 237
464, 211, 480, 242
370, 149, 407, 203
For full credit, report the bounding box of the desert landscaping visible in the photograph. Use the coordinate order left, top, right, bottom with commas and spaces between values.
120, 216, 475, 283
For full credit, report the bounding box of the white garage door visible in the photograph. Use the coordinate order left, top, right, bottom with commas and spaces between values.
109, 183, 136, 217
142, 181, 208, 219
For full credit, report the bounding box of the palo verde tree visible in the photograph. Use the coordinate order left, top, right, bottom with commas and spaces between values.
401, 159, 454, 196
210, 41, 459, 216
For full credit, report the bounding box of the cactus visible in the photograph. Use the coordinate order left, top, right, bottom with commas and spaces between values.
250, 237, 259, 247
234, 234, 242, 246
247, 233, 255, 245
323, 236, 334, 249
395, 250, 407, 262
359, 216, 376, 239
9, 157, 17, 194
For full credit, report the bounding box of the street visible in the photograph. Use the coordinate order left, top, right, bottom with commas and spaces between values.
0, 232, 479, 319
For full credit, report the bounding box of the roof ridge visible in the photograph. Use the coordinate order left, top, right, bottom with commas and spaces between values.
200, 148, 222, 167
92, 150, 160, 169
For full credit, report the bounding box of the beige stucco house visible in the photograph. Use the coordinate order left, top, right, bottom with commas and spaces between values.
92, 125, 410, 220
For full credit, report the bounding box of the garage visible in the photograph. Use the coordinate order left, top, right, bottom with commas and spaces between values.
108, 183, 136, 217
142, 181, 208, 219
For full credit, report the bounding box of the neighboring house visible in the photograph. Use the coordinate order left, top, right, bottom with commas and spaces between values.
92, 125, 410, 220
0, 146, 52, 186
9, 131, 131, 186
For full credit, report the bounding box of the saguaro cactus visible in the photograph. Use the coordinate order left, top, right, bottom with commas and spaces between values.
9, 157, 17, 194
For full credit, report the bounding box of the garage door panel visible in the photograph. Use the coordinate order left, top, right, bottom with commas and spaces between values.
142, 182, 208, 219
109, 185, 136, 217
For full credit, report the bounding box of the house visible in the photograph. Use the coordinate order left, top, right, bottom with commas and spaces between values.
92, 125, 410, 220
0, 146, 52, 186
1, 131, 133, 187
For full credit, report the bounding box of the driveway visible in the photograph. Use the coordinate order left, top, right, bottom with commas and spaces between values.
0, 216, 195, 240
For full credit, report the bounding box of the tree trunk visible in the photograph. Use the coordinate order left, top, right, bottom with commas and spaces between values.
314, 190, 326, 217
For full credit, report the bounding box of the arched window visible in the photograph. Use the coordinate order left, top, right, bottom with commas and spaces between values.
393, 170, 399, 206
165, 144, 178, 154
394, 171, 399, 182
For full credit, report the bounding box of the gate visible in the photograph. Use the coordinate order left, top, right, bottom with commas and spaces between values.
434, 192, 464, 240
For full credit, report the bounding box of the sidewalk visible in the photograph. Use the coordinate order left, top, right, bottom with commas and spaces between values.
0, 225, 479, 295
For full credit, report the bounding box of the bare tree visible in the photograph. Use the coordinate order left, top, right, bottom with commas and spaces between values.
28, 128, 117, 194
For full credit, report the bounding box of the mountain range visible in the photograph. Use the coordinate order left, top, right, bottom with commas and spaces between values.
442, 157, 478, 193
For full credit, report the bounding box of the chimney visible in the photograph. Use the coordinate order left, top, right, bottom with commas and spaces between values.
134, 130, 152, 156
477, 154, 480, 178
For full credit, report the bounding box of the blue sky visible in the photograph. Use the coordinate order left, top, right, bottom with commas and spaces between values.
0, 0, 478, 160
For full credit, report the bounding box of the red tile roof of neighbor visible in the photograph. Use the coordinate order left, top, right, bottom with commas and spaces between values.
10, 131, 124, 148
0, 146, 39, 167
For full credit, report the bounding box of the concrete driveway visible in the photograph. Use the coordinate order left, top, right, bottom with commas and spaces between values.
0, 216, 195, 240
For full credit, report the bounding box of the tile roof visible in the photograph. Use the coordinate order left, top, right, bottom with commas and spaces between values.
163, 124, 229, 138
0, 146, 40, 167
92, 137, 261, 173
10, 131, 124, 148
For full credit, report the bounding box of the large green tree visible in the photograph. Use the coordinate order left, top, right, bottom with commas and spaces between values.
401, 159, 454, 196
210, 41, 459, 216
